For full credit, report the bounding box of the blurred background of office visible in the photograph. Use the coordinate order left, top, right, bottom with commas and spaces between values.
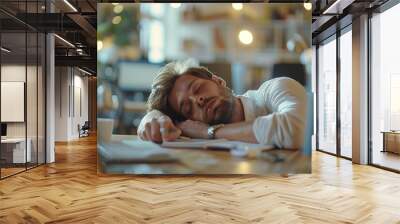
97, 3, 312, 135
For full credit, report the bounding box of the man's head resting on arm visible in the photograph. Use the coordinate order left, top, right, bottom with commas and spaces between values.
147, 60, 237, 125
138, 60, 244, 142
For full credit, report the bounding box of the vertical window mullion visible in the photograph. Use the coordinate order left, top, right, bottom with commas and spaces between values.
0, 21, 2, 179
337, 29, 341, 157
316, 45, 319, 150
25, 0, 28, 171
36, 0, 39, 167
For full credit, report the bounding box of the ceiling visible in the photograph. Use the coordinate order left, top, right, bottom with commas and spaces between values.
0, 0, 97, 75
311, 0, 389, 44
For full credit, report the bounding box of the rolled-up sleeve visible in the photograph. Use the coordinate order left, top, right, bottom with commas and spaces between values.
252, 77, 307, 149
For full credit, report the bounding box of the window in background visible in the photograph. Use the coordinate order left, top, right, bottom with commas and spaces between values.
339, 29, 352, 158
390, 74, 400, 130
148, 21, 165, 63
140, 4, 165, 63
317, 37, 337, 154
371, 3, 400, 171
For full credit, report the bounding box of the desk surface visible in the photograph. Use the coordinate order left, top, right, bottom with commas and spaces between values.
98, 135, 311, 175
1, 138, 28, 143
381, 131, 400, 134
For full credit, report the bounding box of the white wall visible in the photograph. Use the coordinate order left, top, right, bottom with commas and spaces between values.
54, 67, 69, 141
71, 73, 89, 138
1, 64, 46, 164
54, 67, 89, 141
1, 65, 40, 138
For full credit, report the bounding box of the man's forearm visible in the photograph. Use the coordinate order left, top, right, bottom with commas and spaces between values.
214, 121, 258, 143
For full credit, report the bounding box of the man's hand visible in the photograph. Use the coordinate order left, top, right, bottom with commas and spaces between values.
138, 116, 181, 143
177, 120, 209, 139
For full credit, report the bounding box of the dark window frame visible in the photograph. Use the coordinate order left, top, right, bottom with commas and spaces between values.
0, 0, 47, 180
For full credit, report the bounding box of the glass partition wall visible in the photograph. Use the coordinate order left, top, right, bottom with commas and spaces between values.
370, 2, 400, 172
0, 1, 46, 179
339, 28, 352, 159
317, 36, 337, 155
316, 27, 353, 159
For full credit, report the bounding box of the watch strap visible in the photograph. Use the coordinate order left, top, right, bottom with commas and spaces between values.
207, 124, 224, 139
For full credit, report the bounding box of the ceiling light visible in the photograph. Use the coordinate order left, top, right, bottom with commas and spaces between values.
232, 3, 243, 11
170, 3, 181, 9
1, 47, 11, 53
322, 0, 345, 14
63, 0, 78, 12
304, 2, 312, 11
112, 16, 122, 25
238, 30, 253, 45
78, 67, 92, 76
112, 3, 119, 5
54, 34, 75, 48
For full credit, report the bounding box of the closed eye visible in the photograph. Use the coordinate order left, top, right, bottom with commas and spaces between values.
193, 82, 202, 94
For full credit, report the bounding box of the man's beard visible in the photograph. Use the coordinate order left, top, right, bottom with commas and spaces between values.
210, 86, 235, 125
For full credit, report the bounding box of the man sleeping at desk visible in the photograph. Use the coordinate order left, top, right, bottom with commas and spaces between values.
138, 60, 307, 149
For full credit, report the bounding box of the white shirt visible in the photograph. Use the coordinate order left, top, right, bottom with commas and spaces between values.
139, 77, 307, 149
239, 77, 307, 149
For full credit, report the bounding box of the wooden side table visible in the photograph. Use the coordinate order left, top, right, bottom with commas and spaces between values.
381, 131, 400, 154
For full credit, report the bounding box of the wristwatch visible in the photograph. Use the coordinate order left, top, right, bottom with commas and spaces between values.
207, 124, 224, 139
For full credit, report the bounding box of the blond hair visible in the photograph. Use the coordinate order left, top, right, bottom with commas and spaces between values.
147, 59, 213, 121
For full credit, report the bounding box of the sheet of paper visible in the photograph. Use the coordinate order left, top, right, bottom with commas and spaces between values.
161, 138, 227, 149
99, 141, 178, 163
161, 138, 274, 154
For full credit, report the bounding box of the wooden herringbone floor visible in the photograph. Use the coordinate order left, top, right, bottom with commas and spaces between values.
1, 135, 400, 224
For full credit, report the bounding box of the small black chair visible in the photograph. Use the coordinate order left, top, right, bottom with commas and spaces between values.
78, 121, 90, 138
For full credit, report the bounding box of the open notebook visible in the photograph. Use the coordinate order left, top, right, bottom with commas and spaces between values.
161, 138, 275, 157
162, 138, 271, 149
99, 137, 275, 164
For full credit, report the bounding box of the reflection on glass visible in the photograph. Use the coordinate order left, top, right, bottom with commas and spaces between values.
27, 31, 38, 169
340, 30, 352, 158
0, 0, 47, 179
1, 30, 27, 177
371, 3, 400, 171
318, 38, 337, 154
38, 32, 46, 165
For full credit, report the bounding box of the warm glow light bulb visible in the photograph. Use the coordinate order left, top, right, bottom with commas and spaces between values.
112, 16, 122, 25
232, 3, 243, 11
97, 41, 103, 51
304, 2, 312, 11
239, 30, 253, 45
170, 3, 181, 9
113, 4, 124, 14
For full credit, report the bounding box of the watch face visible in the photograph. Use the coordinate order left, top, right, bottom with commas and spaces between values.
207, 126, 215, 139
